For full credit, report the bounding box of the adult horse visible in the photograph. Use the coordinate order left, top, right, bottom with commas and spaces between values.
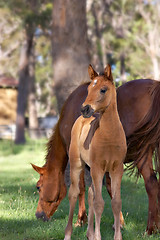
32, 73, 160, 235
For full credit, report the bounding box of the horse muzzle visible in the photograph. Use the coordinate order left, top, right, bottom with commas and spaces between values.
35, 211, 50, 222
81, 104, 94, 118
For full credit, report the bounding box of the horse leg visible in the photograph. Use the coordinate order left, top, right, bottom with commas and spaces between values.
137, 148, 159, 235
86, 184, 94, 240
110, 163, 123, 240
91, 168, 105, 240
75, 169, 87, 226
105, 172, 125, 229
64, 160, 83, 240
157, 142, 160, 229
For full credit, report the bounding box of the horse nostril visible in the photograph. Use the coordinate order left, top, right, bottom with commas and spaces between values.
81, 105, 90, 115
81, 105, 94, 118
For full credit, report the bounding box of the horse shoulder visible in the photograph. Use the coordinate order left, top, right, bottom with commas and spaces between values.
69, 116, 84, 159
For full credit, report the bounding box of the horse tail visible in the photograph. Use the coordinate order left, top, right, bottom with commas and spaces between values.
126, 80, 160, 176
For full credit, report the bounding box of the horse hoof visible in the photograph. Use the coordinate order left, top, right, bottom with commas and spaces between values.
86, 233, 94, 240
145, 224, 159, 235
74, 213, 88, 227
112, 224, 124, 231
74, 220, 82, 227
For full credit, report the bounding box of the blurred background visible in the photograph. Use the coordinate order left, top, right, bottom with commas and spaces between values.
0, 0, 160, 144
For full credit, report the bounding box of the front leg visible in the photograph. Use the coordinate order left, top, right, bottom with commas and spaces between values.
105, 172, 125, 229
87, 184, 94, 240
64, 160, 84, 240
90, 168, 105, 240
110, 164, 123, 240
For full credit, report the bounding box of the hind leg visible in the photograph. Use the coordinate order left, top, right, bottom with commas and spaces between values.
137, 148, 159, 235
75, 169, 87, 226
64, 159, 84, 240
105, 172, 125, 229
110, 163, 123, 240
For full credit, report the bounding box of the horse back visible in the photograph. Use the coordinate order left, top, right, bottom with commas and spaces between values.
117, 79, 154, 137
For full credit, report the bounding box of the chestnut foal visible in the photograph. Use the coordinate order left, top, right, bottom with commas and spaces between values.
64, 64, 127, 240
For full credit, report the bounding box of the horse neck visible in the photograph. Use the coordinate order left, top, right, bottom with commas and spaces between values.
99, 97, 120, 134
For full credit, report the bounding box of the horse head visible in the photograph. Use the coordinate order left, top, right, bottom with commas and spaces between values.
31, 163, 67, 221
81, 64, 115, 118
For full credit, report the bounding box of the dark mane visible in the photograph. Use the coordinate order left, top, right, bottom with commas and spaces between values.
45, 82, 90, 168
45, 103, 67, 169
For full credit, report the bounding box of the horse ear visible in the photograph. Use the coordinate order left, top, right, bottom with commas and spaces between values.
104, 64, 113, 82
31, 163, 45, 175
88, 64, 98, 80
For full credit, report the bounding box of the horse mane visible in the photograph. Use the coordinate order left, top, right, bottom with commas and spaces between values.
45, 122, 60, 165
126, 80, 160, 176
45, 82, 90, 169
45, 103, 68, 169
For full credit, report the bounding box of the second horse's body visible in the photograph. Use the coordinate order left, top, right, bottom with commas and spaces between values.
32, 76, 160, 235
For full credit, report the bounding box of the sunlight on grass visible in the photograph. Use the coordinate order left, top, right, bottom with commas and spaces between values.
0, 138, 160, 239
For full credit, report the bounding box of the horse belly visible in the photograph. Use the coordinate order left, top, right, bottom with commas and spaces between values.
89, 140, 126, 172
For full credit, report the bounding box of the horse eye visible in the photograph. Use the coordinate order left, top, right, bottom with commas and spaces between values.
100, 88, 107, 94
37, 186, 40, 191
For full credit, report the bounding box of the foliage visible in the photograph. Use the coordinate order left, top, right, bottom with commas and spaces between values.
0, 0, 160, 116
0, 139, 160, 239
35, 35, 56, 116
0, 7, 22, 77
87, 0, 160, 82
0, 1, 55, 116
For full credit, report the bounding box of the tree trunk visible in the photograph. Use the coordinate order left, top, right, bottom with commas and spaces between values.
15, 31, 31, 144
151, 56, 160, 80
120, 53, 127, 83
28, 37, 39, 139
52, 0, 90, 112
15, 28, 38, 144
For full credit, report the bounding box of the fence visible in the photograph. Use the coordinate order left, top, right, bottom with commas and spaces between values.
0, 116, 58, 140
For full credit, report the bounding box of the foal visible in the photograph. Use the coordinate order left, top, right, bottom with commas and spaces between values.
64, 64, 127, 240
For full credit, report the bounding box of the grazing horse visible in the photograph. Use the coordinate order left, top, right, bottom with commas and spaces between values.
64, 64, 127, 240
32, 73, 160, 235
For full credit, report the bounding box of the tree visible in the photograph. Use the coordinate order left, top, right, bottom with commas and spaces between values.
15, 25, 35, 144
0, 7, 22, 78
14, 1, 52, 143
52, 0, 90, 112
87, 0, 137, 84
135, 0, 160, 80
27, 31, 39, 139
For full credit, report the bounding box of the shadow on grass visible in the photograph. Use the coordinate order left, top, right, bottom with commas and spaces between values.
0, 218, 62, 240
1, 170, 160, 239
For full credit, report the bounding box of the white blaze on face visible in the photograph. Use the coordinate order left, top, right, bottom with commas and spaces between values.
93, 79, 98, 87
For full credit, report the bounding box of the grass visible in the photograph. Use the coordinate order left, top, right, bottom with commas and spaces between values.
0, 138, 160, 240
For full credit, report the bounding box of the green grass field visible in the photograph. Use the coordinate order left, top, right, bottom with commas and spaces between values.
0, 138, 160, 240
